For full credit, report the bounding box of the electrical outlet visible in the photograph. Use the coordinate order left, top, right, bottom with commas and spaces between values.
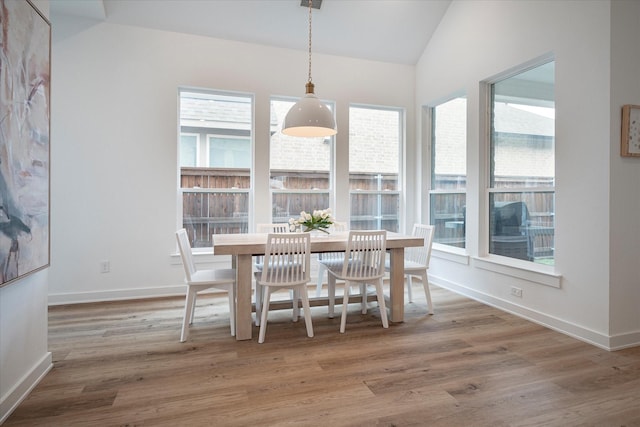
100, 260, 110, 273
510, 286, 522, 297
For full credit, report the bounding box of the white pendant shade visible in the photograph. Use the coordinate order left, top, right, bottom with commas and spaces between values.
282, 2, 337, 138
282, 92, 337, 137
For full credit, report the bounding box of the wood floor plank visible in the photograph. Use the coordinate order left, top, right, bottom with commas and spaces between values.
5, 285, 640, 426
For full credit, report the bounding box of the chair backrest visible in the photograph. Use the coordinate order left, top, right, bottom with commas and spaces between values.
176, 228, 196, 282
318, 220, 348, 262
255, 224, 291, 265
331, 220, 348, 233
257, 223, 290, 233
255, 222, 289, 265
406, 224, 434, 268
260, 232, 311, 286
342, 230, 387, 280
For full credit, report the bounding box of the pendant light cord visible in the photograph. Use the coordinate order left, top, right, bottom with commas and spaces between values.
308, 0, 313, 84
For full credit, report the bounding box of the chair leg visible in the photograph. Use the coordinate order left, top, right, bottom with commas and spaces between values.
189, 290, 197, 324
360, 283, 368, 314
255, 281, 262, 327
228, 286, 236, 337
407, 274, 413, 303
292, 288, 300, 322
316, 263, 327, 297
340, 282, 351, 333
422, 272, 434, 315
328, 275, 336, 318
299, 286, 314, 338
258, 286, 271, 344
180, 287, 196, 342
375, 279, 389, 329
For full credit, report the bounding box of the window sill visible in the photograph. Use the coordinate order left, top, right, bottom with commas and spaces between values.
432, 244, 470, 265
473, 255, 562, 288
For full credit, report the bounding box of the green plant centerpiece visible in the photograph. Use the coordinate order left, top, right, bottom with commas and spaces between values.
289, 209, 334, 234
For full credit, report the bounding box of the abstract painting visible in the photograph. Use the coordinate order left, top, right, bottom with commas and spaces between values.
621, 104, 640, 157
0, 0, 50, 287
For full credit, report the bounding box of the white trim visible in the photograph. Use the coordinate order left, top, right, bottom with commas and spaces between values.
50, 252, 233, 305
271, 189, 331, 195
180, 187, 250, 194
48, 285, 187, 305
349, 189, 402, 195
609, 331, 640, 351
432, 245, 470, 265
483, 52, 555, 85
487, 187, 555, 193
429, 274, 614, 350
0, 352, 52, 424
46, 278, 640, 352
428, 189, 466, 195
473, 255, 561, 288
48, 285, 233, 306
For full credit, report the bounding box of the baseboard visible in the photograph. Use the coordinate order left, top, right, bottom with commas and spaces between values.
48, 285, 188, 305
609, 330, 640, 350
47, 278, 640, 350
0, 352, 52, 424
49, 274, 334, 306
428, 274, 623, 351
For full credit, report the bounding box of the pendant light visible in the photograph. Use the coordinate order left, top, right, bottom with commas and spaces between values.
282, 0, 337, 137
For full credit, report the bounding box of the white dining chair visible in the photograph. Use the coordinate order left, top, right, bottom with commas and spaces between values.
254, 223, 291, 326
176, 228, 236, 341
255, 232, 313, 343
385, 223, 435, 314
315, 220, 348, 297
325, 230, 388, 333
254, 223, 290, 270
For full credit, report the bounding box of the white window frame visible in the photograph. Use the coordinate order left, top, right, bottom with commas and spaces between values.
348, 104, 404, 232
427, 95, 467, 251
178, 87, 254, 248
478, 56, 560, 286
269, 96, 336, 223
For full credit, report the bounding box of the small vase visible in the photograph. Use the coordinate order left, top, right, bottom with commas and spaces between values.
303, 227, 329, 237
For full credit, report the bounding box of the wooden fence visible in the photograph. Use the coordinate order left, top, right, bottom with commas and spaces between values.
182, 168, 554, 261
181, 168, 399, 246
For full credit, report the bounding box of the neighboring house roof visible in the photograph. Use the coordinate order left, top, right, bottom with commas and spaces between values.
180, 93, 554, 178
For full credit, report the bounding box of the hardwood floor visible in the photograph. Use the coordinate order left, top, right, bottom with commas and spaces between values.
6, 284, 640, 426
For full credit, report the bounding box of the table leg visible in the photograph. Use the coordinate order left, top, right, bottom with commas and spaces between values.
235, 254, 253, 340
388, 247, 405, 323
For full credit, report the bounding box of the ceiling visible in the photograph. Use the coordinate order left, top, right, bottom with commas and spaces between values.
49, 0, 452, 65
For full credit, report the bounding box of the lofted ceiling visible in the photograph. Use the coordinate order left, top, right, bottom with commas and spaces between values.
49, 0, 452, 65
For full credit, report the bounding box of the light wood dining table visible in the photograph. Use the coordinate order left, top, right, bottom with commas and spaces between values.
212, 231, 424, 340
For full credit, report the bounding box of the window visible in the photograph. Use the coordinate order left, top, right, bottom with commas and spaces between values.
269, 98, 333, 223
179, 89, 253, 246
489, 61, 555, 264
208, 136, 250, 168
430, 97, 467, 248
349, 105, 402, 232
180, 134, 198, 167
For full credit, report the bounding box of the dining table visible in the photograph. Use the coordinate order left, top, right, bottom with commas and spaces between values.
212, 231, 424, 340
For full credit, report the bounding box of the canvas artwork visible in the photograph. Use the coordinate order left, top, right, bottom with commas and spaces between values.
621, 105, 640, 157
0, 0, 51, 287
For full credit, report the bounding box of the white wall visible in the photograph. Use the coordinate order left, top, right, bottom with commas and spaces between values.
418, 0, 639, 350
609, 0, 640, 346
48, 21, 416, 303
0, 3, 53, 423
0, 271, 52, 422
3, 0, 635, 422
